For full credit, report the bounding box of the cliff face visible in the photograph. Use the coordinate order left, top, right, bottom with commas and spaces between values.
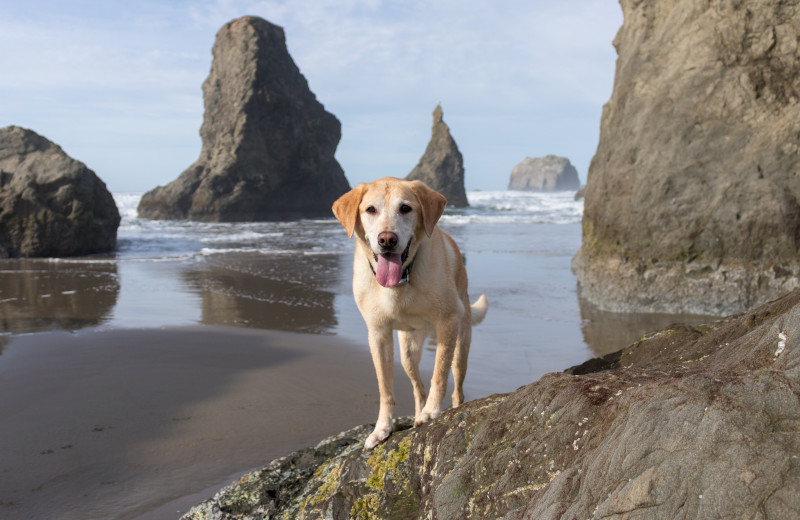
573, 0, 800, 314
184, 288, 800, 520
406, 105, 469, 208
138, 16, 349, 222
0, 126, 119, 257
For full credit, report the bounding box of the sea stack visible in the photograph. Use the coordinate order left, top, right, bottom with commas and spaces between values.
573, 0, 800, 315
138, 16, 350, 221
508, 155, 580, 191
0, 126, 120, 258
406, 105, 469, 208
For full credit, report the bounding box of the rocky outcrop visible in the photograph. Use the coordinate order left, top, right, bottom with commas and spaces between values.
184, 288, 800, 519
0, 126, 120, 257
573, 0, 800, 314
406, 105, 469, 207
508, 155, 580, 191
138, 16, 350, 222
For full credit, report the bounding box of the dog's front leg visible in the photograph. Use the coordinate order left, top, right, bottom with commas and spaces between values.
364, 327, 395, 450
416, 319, 458, 426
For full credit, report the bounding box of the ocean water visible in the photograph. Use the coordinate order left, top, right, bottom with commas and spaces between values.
110, 190, 583, 260
0, 190, 713, 398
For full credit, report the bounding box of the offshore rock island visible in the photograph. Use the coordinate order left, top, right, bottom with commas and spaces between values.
137, 16, 349, 222
406, 105, 469, 208
508, 155, 581, 192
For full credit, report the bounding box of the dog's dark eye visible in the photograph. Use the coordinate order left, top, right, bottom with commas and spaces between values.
365, 206, 377, 214
399, 204, 412, 214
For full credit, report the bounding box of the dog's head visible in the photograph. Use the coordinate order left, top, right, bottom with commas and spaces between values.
332, 177, 447, 287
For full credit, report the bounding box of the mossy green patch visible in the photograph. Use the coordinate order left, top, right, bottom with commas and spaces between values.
296, 457, 346, 515
350, 435, 417, 519
350, 494, 381, 520
365, 435, 412, 491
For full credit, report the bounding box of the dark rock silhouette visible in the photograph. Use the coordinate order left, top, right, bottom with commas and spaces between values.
138, 16, 350, 221
0, 126, 119, 257
573, 0, 800, 314
406, 105, 469, 207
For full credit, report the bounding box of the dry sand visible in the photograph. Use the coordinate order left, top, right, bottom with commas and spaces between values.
0, 326, 417, 519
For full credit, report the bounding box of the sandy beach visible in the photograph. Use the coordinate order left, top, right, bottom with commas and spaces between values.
0, 326, 418, 519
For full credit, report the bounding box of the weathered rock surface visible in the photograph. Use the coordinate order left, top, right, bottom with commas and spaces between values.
184, 288, 800, 519
574, 0, 800, 314
138, 16, 350, 222
0, 126, 120, 257
508, 155, 580, 192
406, 105, 469, 207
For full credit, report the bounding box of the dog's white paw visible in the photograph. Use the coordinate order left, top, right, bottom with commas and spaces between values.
414, 409, 440, 427
364, 425, 392, 450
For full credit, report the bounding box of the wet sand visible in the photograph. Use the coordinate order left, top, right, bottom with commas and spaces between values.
0, 326, 418, 519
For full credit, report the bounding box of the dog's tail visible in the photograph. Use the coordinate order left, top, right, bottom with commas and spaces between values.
470, 294, 488, 326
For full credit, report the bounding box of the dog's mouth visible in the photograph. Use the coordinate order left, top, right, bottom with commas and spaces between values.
373, 240, 411, 288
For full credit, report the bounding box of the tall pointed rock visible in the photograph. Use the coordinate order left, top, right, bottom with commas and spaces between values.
138, 16, 350, 221
406, 105, 468, 207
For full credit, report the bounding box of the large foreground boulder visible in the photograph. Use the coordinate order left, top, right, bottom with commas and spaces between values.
0, 126, 119, 257
184, 288, 800, 519
138, 16, 350, 222
508, 155, 580, 191
406, 105, 469, 208
573, 0, 800, 314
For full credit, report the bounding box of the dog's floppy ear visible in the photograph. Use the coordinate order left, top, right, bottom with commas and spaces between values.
410, 180, 447, 237
332, 184, 366, 238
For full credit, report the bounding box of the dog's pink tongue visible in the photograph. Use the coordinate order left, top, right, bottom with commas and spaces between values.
376, 253, 403, 287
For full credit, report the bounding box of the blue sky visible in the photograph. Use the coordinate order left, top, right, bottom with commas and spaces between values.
0, 1, 622, 193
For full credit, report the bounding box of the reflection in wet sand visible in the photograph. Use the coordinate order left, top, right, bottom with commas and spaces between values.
577, 296, 717, 357
183, 253, 343, 334
0, 260, 119, 333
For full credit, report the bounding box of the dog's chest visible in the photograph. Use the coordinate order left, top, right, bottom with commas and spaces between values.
363, 287, 433, 331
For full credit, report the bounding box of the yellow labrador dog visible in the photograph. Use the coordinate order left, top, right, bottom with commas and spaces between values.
332, 177, 488, 450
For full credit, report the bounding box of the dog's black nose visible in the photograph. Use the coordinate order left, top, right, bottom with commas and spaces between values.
378, 231, 398, 249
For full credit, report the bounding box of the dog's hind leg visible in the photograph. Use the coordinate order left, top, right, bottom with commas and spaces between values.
398, 328, 429, 421
451, 325, 471, 408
